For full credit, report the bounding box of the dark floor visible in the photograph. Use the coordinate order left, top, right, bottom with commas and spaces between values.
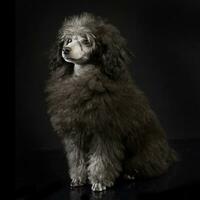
16, 139, 200, 200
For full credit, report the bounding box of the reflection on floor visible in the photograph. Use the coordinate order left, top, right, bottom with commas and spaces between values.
16, 140, 200, 200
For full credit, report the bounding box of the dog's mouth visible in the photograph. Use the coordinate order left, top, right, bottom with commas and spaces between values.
62, 53, 89, 65
64, 57, 83, 63
64, 56, 75, 61
62, 54, 77, 63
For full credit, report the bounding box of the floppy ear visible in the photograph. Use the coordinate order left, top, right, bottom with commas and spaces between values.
49, 41, 64, 71
98, 25, 131, 80
49, 40, 73, 75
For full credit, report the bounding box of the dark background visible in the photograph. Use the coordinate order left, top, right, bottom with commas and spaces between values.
15, 0, 200, 199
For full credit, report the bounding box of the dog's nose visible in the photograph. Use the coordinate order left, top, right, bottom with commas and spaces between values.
63, 47, 71, 54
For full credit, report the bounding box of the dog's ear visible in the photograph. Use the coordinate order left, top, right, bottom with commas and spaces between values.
49, 41, 64, 71
49, 40, 73, 75
98, 25, 132, 80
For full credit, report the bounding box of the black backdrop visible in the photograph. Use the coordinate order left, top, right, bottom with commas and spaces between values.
16, 0, 200, 191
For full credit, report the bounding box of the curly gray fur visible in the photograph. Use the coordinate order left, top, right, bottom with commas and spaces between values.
46, 12, 177, 192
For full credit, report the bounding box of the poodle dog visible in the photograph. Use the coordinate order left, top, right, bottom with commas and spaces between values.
46, 13, 177, 192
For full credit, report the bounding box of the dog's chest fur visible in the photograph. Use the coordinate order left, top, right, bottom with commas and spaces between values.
46, 65, 147, 140
46, 66, 108, 134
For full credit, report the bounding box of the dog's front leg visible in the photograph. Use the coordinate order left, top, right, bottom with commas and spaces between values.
64, 137, 87, 187
88, 136, 124, 192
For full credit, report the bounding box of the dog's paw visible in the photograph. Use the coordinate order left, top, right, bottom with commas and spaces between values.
91, 181, 114, 192
92, 183, 106, 192
124, 174, 135, 180
106, 181, 114, 187
70, 177, 86, 187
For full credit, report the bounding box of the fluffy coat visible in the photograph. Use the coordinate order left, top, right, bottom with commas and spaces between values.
46, 13, 176, 191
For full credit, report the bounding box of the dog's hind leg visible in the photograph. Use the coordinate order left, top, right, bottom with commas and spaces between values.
124, 140, 177, 178
64, 136, 87, 187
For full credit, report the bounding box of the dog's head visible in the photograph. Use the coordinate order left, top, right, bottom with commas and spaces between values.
50, 13, 132, 79
61, 32, 96, 64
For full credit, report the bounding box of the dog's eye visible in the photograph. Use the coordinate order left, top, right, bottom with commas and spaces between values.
82, 39, 90, 45
66, 38, 72, 44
